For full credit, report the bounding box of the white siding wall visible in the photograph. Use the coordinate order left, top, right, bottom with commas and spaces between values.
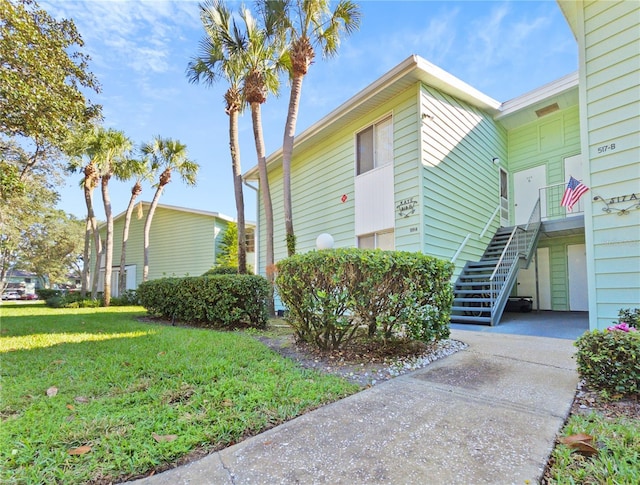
355, 165, 394, 235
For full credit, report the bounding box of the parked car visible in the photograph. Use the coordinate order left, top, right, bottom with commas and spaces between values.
2, 291, 20, 300
20, 293, 38, 300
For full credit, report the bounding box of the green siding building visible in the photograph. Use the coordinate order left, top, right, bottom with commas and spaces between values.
95, 202, 255, 295
245, 0, 639, 330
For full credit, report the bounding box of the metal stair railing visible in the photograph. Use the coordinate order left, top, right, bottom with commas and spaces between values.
488, 199, 541, 324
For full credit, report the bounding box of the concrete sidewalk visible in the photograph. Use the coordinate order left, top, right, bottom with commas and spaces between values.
129, 330, 578, 485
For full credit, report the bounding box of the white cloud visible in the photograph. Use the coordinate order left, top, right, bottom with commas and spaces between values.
42, 0, 199, 74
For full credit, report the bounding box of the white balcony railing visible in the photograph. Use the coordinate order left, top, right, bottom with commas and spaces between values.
538, 182, 586, 220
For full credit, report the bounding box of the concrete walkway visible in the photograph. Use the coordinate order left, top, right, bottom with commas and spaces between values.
129, 330, 578, 485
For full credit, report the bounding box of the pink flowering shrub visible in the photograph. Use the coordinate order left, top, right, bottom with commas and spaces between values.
575, 308, 640, 399
607, 322, 637, 332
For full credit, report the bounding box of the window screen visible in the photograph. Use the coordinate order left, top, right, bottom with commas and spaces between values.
357, 230, 394, 250
356, 116, 392, 175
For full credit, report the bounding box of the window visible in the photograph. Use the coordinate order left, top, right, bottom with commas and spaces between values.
245, 228, 255, 253
356, 116, 393, 175
358, 230, 394, 250
500, 168, 508, 200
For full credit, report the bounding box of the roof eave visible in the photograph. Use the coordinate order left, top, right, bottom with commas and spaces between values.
243, 55, 501, 180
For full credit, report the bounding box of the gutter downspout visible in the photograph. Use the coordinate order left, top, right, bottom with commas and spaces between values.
243, 179, 260, 275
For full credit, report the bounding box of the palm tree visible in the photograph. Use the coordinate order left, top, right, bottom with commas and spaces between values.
187, 0, 253, 275
114, 158, 151, 296
94, 129, 133, 306
263, 0, 360, 255
65, 125, 103, 299
140, 136, 198, 282
239, 6, 285, 312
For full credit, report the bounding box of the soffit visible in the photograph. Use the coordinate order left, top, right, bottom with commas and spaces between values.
495, 71, 579, 130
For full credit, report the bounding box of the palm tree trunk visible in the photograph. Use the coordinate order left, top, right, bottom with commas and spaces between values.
229, 109, 247, 274
119, 185, 141, 294
81, 216, 91, 297
282, 72, 304, 257
83, 182, 101, 299
101, 175, 113, 306
143, 184, 166, 282
251, 102, 274, 315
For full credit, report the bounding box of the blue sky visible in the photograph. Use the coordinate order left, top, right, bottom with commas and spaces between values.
45, 0, 577, 222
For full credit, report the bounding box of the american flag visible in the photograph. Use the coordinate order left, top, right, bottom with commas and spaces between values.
560, 176, 589, 211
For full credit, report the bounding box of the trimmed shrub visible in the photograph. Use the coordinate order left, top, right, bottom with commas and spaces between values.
45, 292, 101, 308
203, 266, 239, 275
275, 248, 453, 350
37, 289, 62, 300
110, 290, 139, 306
137, 274, 269, 328
574, 309, 640, 398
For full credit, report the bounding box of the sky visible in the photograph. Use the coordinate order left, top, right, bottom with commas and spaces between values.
44, 0, 578, 223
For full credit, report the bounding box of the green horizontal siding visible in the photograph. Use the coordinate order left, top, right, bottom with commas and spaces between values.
420, 84, 507, 275
537, 234, 585, 311
98, 205, 230, 288
583, 0, 640, 328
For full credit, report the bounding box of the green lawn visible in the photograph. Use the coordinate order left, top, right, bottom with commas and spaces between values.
547, 411, 640, 484
0, 304, 359, 484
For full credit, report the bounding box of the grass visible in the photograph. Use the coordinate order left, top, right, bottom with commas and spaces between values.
0, 304, 359, 484
546, 411, 640, 484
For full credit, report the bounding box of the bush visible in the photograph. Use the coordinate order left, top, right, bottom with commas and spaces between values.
618, 308, 640, 328
110, 290, 139, 306
574, 309, 640, 398
36, 288, 62, 300
203, 266, 239, 275
275, 248, 453, 350
46, 292, 101, 308
137, 274, 269, 328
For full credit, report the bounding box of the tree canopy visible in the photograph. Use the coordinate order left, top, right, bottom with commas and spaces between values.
0, 0, 101, 160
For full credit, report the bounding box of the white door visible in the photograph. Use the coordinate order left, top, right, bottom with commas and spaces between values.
125, 265, 137, 291
564, 154, 585, 216
517, 247, 551, 310
513, 165, 546, 225
568, 244, 588, 311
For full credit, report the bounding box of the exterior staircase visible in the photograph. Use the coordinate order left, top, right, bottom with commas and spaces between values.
450, 200, 542, 326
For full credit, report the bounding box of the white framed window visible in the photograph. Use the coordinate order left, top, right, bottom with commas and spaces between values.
356, 116, 393, 175
358, 230, 395, 250
245, 227, 256, 253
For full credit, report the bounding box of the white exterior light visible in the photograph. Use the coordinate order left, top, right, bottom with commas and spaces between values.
316, 233, 334, 250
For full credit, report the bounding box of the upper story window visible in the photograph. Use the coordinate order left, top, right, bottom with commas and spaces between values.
356, 116, 393, 175
245, 227, 256, 253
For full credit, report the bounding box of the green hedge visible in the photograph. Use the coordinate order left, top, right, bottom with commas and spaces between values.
137, 275, 269, 328
574, 308, 640, 399
276, 248, 453, 350
36, 289, 62, 300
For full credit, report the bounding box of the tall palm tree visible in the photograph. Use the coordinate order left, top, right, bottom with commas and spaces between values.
264, 0, 360, 255
94, 129, 133, 306
66, 125, 103, 299
187, 0, 249, 274
114, 158, 151, 295
239, 6, 285, 312
140, 136, 198, 282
